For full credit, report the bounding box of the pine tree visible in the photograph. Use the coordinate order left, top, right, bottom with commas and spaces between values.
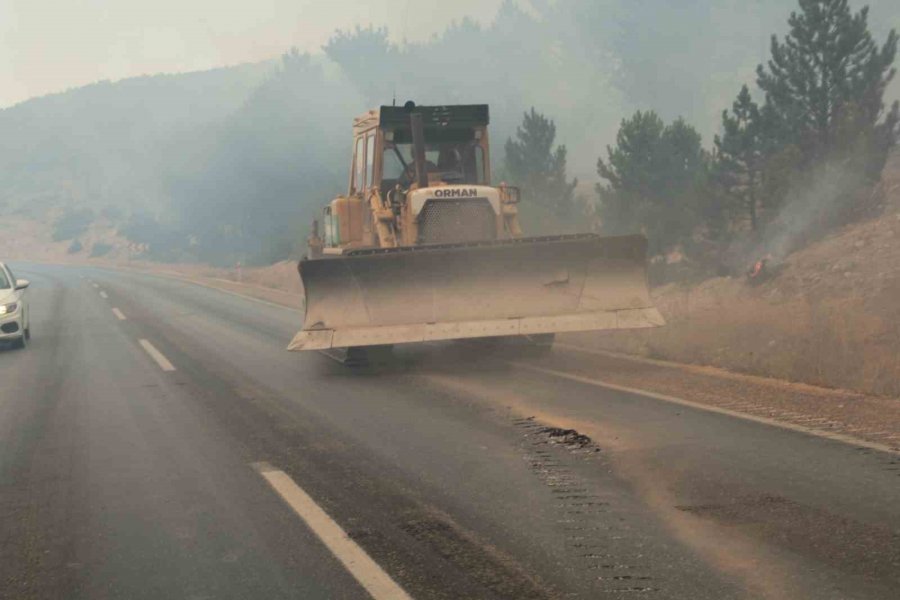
597, 111, 709, 255
715, 85, 766, 230
756, 0, 898, 169
323, 26, 396, 104
504, 108, 577, 217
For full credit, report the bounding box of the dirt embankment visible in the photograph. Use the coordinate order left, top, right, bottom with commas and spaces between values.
569, 152, 900, 397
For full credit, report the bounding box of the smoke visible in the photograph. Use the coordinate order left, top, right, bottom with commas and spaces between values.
2, 0, 898, 265
741, 161, 869, 268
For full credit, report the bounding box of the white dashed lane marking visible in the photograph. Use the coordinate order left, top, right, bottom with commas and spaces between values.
252, 462, 413, 600
99, 291, 108, 299
138, 339, 176, 372
111, 308, 126, 321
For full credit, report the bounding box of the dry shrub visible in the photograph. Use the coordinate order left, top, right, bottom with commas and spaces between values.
569, 280, 900, 397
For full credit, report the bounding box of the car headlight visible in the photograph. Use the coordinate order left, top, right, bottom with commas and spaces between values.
0, 302, 17, 315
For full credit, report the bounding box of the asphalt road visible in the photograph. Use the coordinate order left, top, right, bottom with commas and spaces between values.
1, 263, 898, 600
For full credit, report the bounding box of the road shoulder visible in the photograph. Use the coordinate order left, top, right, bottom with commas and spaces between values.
540, 344, 900, 452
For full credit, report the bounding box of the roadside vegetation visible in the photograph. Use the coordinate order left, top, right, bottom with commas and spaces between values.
574, 1, 900, 398
596, 0, 897, 279
52, 208, 95, 242
572, 149, 900, 398
89, 242, 113, 258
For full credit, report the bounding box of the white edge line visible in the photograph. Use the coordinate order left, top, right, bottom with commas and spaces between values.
251, 462, 413, 600
554, 342, 860, 398
111, 307, 126, 321
138, 339, 176, 372
99, 290, 108, 299
510, 362, 898, 456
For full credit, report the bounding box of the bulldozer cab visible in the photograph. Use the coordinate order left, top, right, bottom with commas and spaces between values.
379, 127, 489, 191
350, 104, 491, 199
319, 104, 504, 251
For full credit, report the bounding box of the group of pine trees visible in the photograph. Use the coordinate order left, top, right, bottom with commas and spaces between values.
506, 0, 898, 267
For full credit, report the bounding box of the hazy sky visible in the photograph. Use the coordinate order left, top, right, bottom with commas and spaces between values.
0, 0, 504, 108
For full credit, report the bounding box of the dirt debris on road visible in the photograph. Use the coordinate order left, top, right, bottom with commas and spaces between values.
536, 427, 596, 450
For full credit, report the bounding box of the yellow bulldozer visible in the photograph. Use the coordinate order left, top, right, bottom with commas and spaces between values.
288, 102, 662, 362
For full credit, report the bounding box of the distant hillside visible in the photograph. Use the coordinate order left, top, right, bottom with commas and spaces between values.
0, 61, 274, 218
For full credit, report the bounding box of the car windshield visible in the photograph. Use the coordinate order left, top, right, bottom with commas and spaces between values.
0, 268, 9, 289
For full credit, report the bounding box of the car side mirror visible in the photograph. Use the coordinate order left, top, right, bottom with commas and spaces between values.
15, 279, 29, 290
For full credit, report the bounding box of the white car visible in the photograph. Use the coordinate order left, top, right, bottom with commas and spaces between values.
0, 262, 29, 349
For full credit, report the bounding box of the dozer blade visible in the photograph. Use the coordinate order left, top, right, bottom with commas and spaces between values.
288, 233, 663, 351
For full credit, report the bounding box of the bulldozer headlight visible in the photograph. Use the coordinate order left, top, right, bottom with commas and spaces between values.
0, 302, 17, 315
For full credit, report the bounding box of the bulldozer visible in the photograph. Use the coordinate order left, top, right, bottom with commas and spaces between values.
288, 102, 663, 362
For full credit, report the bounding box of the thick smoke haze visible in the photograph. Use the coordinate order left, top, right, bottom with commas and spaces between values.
0, 0, 505, 109
2, 0, 897, 169
0, 0, 897, 265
